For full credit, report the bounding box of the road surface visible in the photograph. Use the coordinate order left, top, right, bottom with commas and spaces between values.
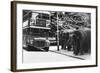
23, 46, 91, 63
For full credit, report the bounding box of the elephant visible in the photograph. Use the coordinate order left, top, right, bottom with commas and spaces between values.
72, 28, 91, 55
59, 30, 74, 51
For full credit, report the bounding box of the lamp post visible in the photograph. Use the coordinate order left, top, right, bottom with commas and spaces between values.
57, 12, 59, 51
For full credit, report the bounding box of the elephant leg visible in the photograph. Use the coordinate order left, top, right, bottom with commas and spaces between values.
67, 45, 72, 51
63, 43, 66, 50
61, 44, 64, 50
73, 43, 79, 55
79, 48, 84, 55
73, 40, 80, 55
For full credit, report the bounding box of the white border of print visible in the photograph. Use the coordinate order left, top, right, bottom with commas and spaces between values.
17, 3, 96, 69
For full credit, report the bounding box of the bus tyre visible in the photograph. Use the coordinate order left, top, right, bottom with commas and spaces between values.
27, 45, 33, 51
44, 47, 49, 52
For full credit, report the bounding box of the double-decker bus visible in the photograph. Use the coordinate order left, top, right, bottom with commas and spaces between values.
23, 11, 51, 51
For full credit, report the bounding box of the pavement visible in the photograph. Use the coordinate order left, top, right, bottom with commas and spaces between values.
49, 46, 91, 60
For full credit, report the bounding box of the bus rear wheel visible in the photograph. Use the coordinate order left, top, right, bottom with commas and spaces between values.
43, 47, 49, 52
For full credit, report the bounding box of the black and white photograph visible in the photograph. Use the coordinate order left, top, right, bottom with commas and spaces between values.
11, 1, 97, 71
22, 10, 91, 63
